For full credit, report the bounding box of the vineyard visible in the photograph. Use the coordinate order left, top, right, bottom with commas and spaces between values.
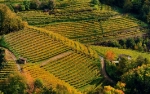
23, 63, 82, 94
4, 26, 99, 62
1, 0, 150, 93
43, 16, 147, 44
0, 61, 17, 83
41, 52, 100, 89
16, 0, 148, 45
3, 25, 100, 92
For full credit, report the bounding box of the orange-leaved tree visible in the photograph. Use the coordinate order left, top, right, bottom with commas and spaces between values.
105, 50, 116, 61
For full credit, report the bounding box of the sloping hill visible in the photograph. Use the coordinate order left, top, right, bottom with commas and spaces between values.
17, 0, 116, 26
23, 63, 82, 94
43, 16, 147, 44
4, 26, 98, 62
0, 61, 17, 82
17, 0, 148, 45
0, 48, 17, 86
3, 25, 100, 92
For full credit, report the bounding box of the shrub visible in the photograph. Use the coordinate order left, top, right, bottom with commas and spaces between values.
1, 73, 27, 94
0, 4, 25, 34
91, 0, 100, 5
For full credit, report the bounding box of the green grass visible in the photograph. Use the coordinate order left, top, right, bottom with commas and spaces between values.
91, 46, 150, 60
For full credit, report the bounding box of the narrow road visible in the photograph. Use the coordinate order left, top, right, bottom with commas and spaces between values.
100, 56, 115, 84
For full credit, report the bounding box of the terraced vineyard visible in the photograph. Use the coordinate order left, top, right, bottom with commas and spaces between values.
43, 16, 147, 44
3, 25, 100, 92
17, 0, 117, 26
4, 27, 71, 62
17, 0, 149, 45
23, 64, 82, 94
17, 10, 117, 26
4, 26, 98, 63
0, 61, 17, 83
41, 52, 100, 89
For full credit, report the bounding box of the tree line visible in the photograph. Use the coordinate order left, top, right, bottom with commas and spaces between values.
5, 0, 55, 12
99, 37, 150, 53
105, 53, 150, 94
99, 0, 150, 23
0, 4, 26, 34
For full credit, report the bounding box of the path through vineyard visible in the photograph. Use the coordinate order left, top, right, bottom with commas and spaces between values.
100, 56, 115, 84
5, 48, 34, 93
5, 49, 21, 71
40, 51, 73, 66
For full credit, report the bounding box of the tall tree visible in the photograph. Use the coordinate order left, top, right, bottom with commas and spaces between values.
122, 64, 150, 94
0, 48, 6, 69
123, 0, 133, 12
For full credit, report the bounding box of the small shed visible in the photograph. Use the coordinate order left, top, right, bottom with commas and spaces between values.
17, 57, 27, 64
112, 61, 119, 64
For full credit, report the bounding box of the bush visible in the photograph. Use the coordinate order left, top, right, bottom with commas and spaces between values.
20, 5, 25, 11
91, 0, 100, 5
0, 4, 25, 34
1, 73, 27, 94
30, 0, 41, 9
0, 91, 3, 94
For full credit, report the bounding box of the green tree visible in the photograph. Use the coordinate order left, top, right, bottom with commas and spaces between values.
132, 0, 142, 13
30, 0, 41, 9
23, 0, 30, 10
0, 4, 25, 34
119, 39, 126, 48
48, 0, 55, 10
126, 38, 135, 49
34, 78, 43, 93
123, 0, 133, 12
0, 48, 6, 69
2, 73, 27, 94
42, 87, 56, 94
121, 64, 150, 94
0, 10, 2, 30
91, 0, 100, 5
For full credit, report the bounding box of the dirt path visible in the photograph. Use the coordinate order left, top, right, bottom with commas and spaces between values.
40, 51, 72, 67
5, 48, 34, 93
5, 49, 21, 71
21, 69, 34, 94
100, 56, 115, 84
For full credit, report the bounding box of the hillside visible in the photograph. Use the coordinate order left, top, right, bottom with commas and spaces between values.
0, 48, 17, 87
3, 25, 100, 92
1, 0, 150, 93
17, 0, 149, 45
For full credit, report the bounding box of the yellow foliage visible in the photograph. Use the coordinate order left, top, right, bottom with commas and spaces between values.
27, 26, 99, 59
23, 64, 82, 94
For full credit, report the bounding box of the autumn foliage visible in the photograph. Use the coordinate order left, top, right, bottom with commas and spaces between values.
0, 4, 26, 34
103, 85, 124, 94
105, 50, 116, 61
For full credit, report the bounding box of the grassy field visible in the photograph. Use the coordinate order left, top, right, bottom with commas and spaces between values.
91, 46, 150, 60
